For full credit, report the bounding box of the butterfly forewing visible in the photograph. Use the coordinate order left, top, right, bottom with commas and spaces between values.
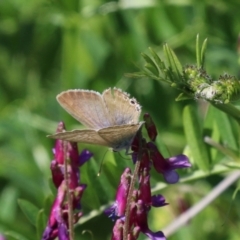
57, 90, 113, 129
48, 129, 110, 146
103, 88, 141, 126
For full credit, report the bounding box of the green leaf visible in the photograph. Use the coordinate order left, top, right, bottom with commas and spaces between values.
155, 135, 171, 158
196, 35, 208, 68
18, 199, 40, 226
175, 93, 192, 101
204, 105, 221, 162
4, 231, 30, 240
141, 53, 159, 76
145, 63, 159, 76
183, 105, 210, 171
149, 48, 162, 67
43, 194, 54, 216
36, 209, 47, 239
214, 110, 238, 151
125, 72, 147, 78
148, 47, 167, 77
200, 38, 208, 68
81, 154, 115, 210
163, 44, 182, 79
196, 34, 201, 68
212, 103, 240, 123
232, 180, 240, 200
0, 186, 18, 222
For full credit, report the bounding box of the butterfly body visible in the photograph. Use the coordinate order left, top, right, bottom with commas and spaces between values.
48, 88, 143, 151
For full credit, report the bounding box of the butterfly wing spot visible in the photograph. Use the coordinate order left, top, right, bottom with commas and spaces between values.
130, 99, 136, 105
129, 98, 141, 112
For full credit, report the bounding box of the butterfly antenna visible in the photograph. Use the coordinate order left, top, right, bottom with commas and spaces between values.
97, 150, 108, 176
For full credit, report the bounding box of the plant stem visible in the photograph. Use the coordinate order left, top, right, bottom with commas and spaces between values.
64, 141, 74, 240
162, 171, 240, 237
212, 103, 240, 123
204, 136, 239, 161
123, 132, 143, 240
123, 159, 141, 240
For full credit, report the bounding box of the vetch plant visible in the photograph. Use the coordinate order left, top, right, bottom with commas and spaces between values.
105, 113, 190, 240
17, 35, 240, 240
127, 35, 240, 122
44, 104, 190, 239
42, 122, 93, 240
127, 35, 240, 237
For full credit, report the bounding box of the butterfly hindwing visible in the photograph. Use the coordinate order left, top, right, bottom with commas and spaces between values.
98, 122, 144, 150
48, 129, 109, 146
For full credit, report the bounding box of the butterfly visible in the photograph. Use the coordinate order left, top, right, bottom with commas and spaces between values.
48, 88, 143, 151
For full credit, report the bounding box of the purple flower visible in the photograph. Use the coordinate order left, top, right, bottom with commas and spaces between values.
50, 122, 92, 189
133, 200, 166, 240
151, 194, 168, 208
0, 235, 6, 240
138, 168, 152, 207
147, 142, 191, 184
111, 219, 124, 240
58, 223, 69, 240
144, 113, 158, 141
79, 149, 93, 166
43, 122, 92, 240
105, 168, 131, 220
107, 167, 168, 240
106, 113, 190, 240
42, 182, 66, 240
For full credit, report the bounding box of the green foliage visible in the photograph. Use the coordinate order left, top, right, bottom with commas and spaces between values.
18, 199, 38, 225
132, 36, 240, 106
183, 105, 210, 171
1, 0, 240, 240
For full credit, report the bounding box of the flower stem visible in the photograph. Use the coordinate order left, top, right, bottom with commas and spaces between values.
123, 134, 143, 240
64, 141, 74, 240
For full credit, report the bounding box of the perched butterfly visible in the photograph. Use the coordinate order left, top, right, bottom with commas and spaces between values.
48, 88, 143, 151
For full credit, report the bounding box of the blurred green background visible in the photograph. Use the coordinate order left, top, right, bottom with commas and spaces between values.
0, 0, 240, 239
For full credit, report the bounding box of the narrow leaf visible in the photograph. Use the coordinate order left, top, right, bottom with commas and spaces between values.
168, 46, 183, 75
149, 47, 162, 67
163, 44, 182, 79
145, 63, 159, 76
141, 53, 159, 75
36, 209, 47, 239
4, 231, 30, 240
204, 105, 221, 161
214, 111, 238, 151
183, 105, 210, 171
18, 199, 39, 226
0, 186, 18, 222
125, 72, 147, 78
149, 47, 166, 77
200, 38, 208, 68
196, 34, 201, 68
175, 93, 192, 101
